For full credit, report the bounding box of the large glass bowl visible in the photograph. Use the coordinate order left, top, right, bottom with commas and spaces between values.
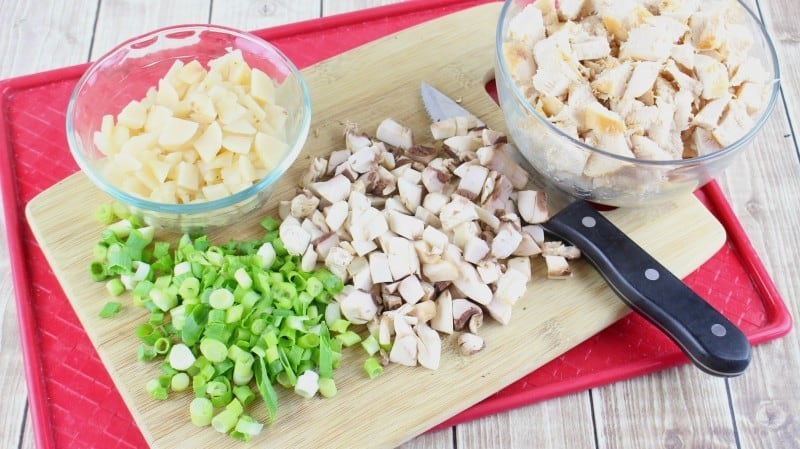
495, 0, 780, 207
67, 24, 311, 231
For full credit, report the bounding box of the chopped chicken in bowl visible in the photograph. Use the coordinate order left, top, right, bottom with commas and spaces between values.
495, 0, 780, 207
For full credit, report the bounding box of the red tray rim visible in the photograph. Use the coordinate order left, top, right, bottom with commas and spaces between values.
0, 0, 792, 447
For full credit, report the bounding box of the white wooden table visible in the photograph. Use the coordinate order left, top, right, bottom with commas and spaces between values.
1, 1, 798, 448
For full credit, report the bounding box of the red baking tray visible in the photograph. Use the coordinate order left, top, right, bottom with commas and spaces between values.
0, 1, 792, 448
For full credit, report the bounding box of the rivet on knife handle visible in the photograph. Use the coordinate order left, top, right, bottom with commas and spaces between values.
542, 201, 751, 377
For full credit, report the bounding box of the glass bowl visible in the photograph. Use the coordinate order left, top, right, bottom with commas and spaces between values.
67, 24, 311, 232
494, 0, 780, 207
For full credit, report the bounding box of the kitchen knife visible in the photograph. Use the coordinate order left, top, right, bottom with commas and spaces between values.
421, 82, 751, 377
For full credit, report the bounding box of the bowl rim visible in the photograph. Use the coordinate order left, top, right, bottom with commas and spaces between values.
495, 0, 781, 168
66, 23, 312, 215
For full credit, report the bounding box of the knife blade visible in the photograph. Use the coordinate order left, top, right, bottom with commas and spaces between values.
420, 82, 751, 377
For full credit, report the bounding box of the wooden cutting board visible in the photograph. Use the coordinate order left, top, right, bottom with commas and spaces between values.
26, 3, 726, 448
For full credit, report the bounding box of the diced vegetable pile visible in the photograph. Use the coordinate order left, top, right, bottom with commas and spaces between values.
90, 204, 375, 441
88, 116, 583, 443
93, 50, 291, 204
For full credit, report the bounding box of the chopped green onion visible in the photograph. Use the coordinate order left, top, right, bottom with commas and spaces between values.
233, 385, 256, 407
336, 330, 362, 347
233, 415, 263, 441
209, 288, 235, 310
90, 262, 107, 282
360, 334, 380, 356
318, 377, 337, 398
88, 211, 370, 440
260, 216, 279, 231
106, 278, 125, 297
364, 357, 384, 379
329, 318, 350, 334
168, 343, 196, 371
138, 344, 157, 361
153, 337, 171, 355
171, 372, 191, 391
199, 338, 228, 363
108, 219, 133, 238
94, 204, 115, 224
254, 357, 278, 423
190, 397, 213, 427
146, 378, 168, 400
98, 301, 121, 318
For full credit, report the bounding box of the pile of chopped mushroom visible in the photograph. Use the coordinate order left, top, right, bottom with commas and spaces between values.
501, 0, 774, 177
276, 117, 579, 370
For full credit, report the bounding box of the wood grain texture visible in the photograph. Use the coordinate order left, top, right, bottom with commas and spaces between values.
572, 0, 800, 447
91, 0, 213, 59
322, 0, 402, 15
0, 0, 97, 78
23, 4, 726, 449
756, 0, 800, 133
0, 2, 100, 449
707, 2, 800, 446
456, 394, 596, 448
210, 0, 321, 29
594, 366, 737, 449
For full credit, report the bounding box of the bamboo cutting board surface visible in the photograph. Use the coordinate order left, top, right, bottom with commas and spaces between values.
25, 3, 726, 449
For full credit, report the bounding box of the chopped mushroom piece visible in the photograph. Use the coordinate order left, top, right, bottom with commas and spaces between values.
493, 269, 528, 306
454, 163, 490, 200
324, 200, 349, 231
421, 260, 459, 282
545, 255, 572, 279
278, 117, 587, 373
452, 299, 483, 331
376, 118, 414, 150
387, 236, 419, 280
325, 246, 354, 280
458, 333, 486, 356
439, 195, 479, 231
311, 174, 352, 204
386, 209, 425, 240
448, 252, 493, 305
476, 145, 529, 189
430, 290, 454, 334
463, 236, 490, 264
338, 288, 377, 324
484, 297, 513, 325
491, 222, 523, 259
516, 190, 549, 224
409, 300, 437, 324
397, 177, 423, 212
389, 334, 417, 366
542, 241, 581, 259
344, 123, 372, 150
476, 260, 503, 284
405, 145, 438, 164
507, 257, 532, 282
443, 135, 482, 158
512, 233, 542, 257
289, 190, 320, 219
301, 246, 317, 273
279, 218, 311, 256
398, 275, 425, 305
415, 323, 441, 370
301, 157, 327, 188
368, 251, 393, 284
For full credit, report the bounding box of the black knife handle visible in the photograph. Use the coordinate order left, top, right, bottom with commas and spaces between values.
542, 200, 751, 377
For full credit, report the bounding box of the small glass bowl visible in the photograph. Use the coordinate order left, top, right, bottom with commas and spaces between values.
495, 0, 780, 207
67, 24, 311, 231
